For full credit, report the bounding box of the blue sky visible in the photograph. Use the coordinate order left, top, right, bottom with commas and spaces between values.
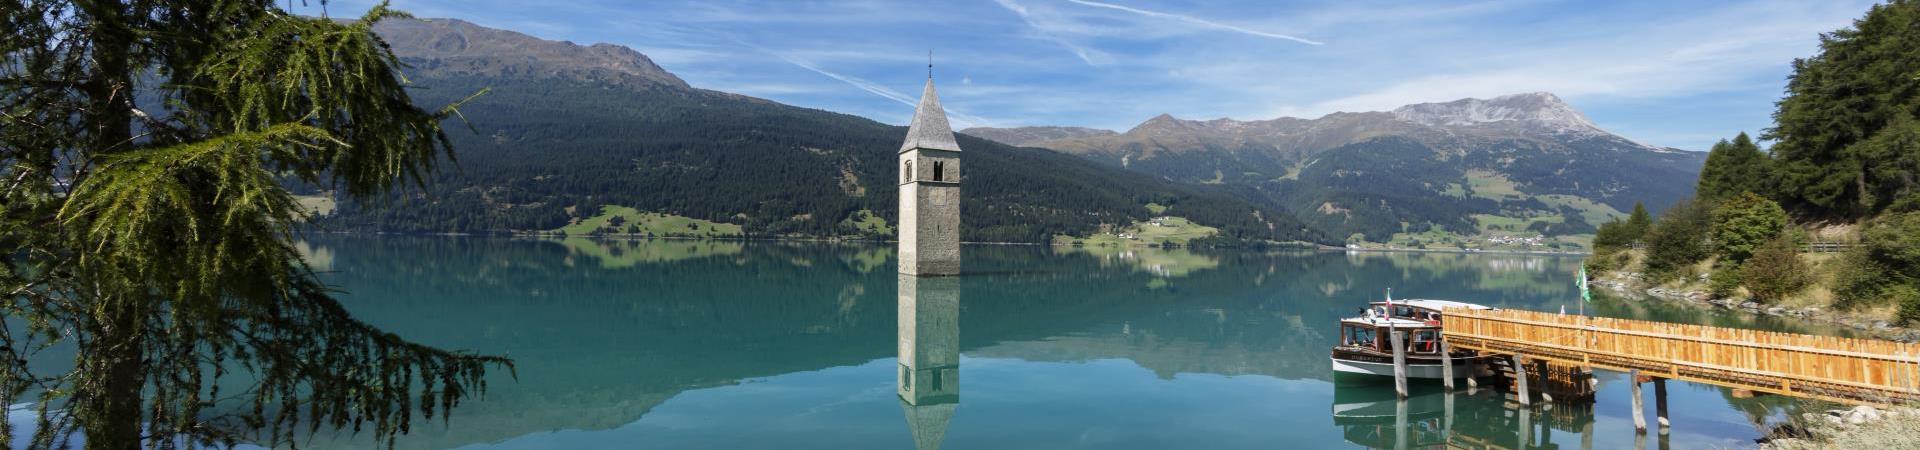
304, 0, 1878, 151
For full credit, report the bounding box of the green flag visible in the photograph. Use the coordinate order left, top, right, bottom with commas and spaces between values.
1577, 267, 1592, 303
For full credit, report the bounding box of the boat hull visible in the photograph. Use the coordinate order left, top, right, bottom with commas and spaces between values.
1330, 355, 1480, 380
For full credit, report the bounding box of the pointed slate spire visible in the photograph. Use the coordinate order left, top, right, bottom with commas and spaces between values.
900, 78, 962, 153
900, 400, 956, 450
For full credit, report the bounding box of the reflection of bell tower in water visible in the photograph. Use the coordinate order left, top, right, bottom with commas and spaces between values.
897, 274, 960, 450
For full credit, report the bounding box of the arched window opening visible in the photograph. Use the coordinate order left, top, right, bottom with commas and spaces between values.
904, 160, 913, 183
933, 161, 945, 182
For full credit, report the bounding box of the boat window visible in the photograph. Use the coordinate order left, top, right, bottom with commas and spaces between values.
1412, 330, 1440, 353
1344, 325, 1377, 348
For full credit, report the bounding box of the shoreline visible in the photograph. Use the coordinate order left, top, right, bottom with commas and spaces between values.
1324, 245, 1590, 256
1592, 272, 1920, 342
302, 231, 1594, 256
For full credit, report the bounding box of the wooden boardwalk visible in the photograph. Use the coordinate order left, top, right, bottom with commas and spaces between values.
1442, 308, 1920, 405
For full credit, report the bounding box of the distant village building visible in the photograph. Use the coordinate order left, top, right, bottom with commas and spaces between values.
898, 73, 962, 276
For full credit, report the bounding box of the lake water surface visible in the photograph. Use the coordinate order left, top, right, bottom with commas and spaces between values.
298, 237, 1841, 449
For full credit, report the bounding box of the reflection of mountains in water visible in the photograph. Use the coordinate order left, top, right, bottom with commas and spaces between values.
300, 237, 1599, 449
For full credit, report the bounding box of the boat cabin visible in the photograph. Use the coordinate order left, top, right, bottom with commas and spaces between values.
1365, 299, 1494, 325
1338, 318, 1444, 356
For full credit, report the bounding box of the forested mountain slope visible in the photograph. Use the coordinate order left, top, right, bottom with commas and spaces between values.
313, 18, 1320, 244
965, 93, 1707, 246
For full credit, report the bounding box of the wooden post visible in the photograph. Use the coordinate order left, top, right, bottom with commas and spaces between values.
1654, 378, 1670, 433
1517, 398, 1532, 449
1391, 331, 1408, 399
1394, 397, 1409, 450
1536, 360, 1553, 403
1581, 419, 1594, 450
1631, 369, 1647, 434
1512, 354, 1531, 406
1441, 340, 1455, 391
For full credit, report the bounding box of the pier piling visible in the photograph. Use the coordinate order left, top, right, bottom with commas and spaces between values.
1390, 331, 1408, 399
1655, 378, 1669, 433
1512, 354, 1531, 406
1630, 369, 1647, 434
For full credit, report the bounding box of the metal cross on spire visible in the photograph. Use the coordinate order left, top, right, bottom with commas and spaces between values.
927, 50, 933, 79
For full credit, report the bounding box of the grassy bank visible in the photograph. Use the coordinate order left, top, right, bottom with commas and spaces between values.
1591, 246, 1914, 337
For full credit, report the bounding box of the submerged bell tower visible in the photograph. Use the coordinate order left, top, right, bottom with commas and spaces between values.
898, 68, 961, 276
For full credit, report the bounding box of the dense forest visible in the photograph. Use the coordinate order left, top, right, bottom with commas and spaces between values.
997, 117, 1702, 244
1590, 0, 1920, 323
1261, 136, 1602, 242
313, 73, 1323, 244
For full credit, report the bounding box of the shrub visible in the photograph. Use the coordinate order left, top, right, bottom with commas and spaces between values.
1832, 212, 1920, 311
1832, 249, 1889, 310
1896, 285, 1920, 326
1592, 219, 1634, 250
1708, 266, 1743, 299
1741, 237, 1812, 304
1710, 192, 1790, 264
1644, 199, 1712, 281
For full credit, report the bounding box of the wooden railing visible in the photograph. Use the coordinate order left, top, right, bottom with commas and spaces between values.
1442, 308, 1920, 405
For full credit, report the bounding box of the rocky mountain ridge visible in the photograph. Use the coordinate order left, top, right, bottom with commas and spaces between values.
371, 18, 687, 89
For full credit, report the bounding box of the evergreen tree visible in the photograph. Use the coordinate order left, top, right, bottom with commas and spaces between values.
1695, 133, 1774, 205
1592, 219, 1634, 249
1766, 0, 1920, 218
1624, 202, 1653, 243
1, 3, 507, 449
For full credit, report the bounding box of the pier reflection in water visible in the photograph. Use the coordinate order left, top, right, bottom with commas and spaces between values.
1330, 383, 1698, 450
898, 275, 961, 450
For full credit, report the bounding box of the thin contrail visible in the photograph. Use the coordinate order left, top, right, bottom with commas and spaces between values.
751, 45, 993, 127
1064, 0, 1323, 45
994, 0, 1101, 65
770, 52, 919, 106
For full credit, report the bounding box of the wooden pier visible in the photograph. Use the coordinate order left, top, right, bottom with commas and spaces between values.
1442, 308, 1920, 406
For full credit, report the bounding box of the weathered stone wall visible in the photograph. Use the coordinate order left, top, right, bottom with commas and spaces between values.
899, 148, 960, 276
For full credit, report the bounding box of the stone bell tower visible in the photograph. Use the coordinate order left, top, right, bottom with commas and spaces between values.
898, 72, 961, 276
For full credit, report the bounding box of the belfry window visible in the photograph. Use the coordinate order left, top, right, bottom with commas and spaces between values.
904, 160, 913, 183
933, 161, 945, 182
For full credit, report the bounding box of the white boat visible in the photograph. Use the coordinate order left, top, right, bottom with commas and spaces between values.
1330, 299, 1493, 381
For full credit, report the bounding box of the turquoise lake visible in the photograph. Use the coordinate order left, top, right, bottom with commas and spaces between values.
290, 237, 1841, 449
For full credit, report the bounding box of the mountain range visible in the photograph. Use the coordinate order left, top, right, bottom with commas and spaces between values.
963, 92, 1706, 245
314, 18, 1313, 244
317, 18, 1705, 248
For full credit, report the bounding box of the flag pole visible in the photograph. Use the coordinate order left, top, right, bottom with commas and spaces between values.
1577, 266, 1590, 317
